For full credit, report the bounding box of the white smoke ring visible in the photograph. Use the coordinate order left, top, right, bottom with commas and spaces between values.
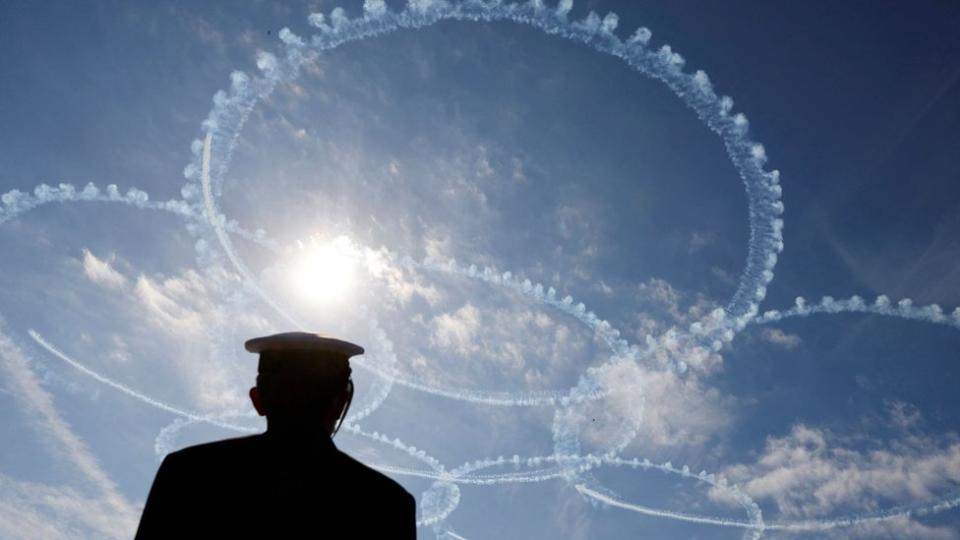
186, 0, 783, 507
183, 0, 783, 358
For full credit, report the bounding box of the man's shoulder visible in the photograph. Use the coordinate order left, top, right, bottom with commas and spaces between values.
335, 450, 414, 501
165, 434, 263, 464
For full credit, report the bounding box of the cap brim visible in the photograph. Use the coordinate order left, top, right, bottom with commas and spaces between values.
244, 331, 364, 357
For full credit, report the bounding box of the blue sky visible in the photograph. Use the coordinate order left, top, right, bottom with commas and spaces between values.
2, 1, 960, 538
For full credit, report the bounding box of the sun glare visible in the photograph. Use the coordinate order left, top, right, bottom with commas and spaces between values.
294, 236, 359, 305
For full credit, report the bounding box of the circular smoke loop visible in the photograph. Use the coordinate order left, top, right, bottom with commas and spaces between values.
4, 1, 960, 538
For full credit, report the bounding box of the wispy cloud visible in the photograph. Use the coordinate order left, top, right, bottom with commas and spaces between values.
761, 327, 802, 349
80, 249, 127, 290
0, 329, 137, 537
714, 416, 960, 538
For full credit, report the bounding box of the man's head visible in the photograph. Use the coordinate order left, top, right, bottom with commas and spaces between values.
244, 332, 364, 436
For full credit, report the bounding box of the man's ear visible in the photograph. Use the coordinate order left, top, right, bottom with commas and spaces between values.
249, 386, 266, 416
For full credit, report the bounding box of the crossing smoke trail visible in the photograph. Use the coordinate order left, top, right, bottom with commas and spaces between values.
0, 176, 619, 410
199, 99, 592, 410
3, 0, 959, 537
24, 320, 960, 534
186, 5, 784, 535
27, 329, 466, 529
28, 328, 462, 526
200, 133, 305, 332
26, 328, 766, 534
178, 0, 960, 533
184, 0, 784, 348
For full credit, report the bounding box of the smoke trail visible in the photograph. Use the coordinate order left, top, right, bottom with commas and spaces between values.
25, 329, 460, 525
187, 7, 786, 523
1, 182, 188, 224
202, 130, 572, 409
224, 232, 615, 407
577, 457, 960, 534
580, 483, 960, 533
200, 133, 306, 331
437, 530, 470, 540
187, 0, 783, 348
31, 325, 960, 536
334, 423, 460, 526
201, 135, 405, 420
8, 1, 955, 537
28, 330, 256, 433
577, 484, 765, 530
0, 181, 273, 248
754, 294, 960, 330
445, 452, 763, 538
26, 327, 729, 531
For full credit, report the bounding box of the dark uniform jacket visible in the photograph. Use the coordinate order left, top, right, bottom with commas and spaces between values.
134, 431, 417, 539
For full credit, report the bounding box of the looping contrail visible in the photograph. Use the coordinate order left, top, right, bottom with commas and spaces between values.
4, 1, 959, 538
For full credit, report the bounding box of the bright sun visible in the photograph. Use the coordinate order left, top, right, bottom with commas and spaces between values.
293, 236, 358, 305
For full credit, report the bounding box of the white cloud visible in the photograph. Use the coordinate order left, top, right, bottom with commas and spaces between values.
761, 327, 802, 349
710, 265, 736, 286
714, 422, 960, 538
634, 278, 719, 327
111, 264, 266, 412
688, 231, 716, 254
0, 329, 137, 537
837, 516, 957, 540
368, 253, 442, 307
555, 204, 601, 260
475, 145, 495, 178
81, 249, 127, 289
0, 474, 137, 540
511, 157, 526, 182
633, 368, 734, 449
629, 278, 725, 374
134, 271, 209, 337
107, 334, 131, 364
544, 277, 736, 452
414, 288, 598, 392
431, 303, 482, 356
888, 400, 922, 431
593, 280, 614, 296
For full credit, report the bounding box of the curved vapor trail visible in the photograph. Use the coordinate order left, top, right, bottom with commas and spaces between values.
577, 484, 960, 533
754, 294, 960, 330
27, 327, 750, 528
185, 9, 782, 533
201, 114, 607, 409
27, 329, 755, 532
186, 0, 783, 350
5, 0, 958, 537
185, 6, 780, 534
27, 328, 462, 524
27, 324, 960, 535
577, 484, 758, 530
0, 181, 271, 247
200, 133, 305, 332
165, 0, 958, 535
28, 330, 255, 433
0, 178, 616, 409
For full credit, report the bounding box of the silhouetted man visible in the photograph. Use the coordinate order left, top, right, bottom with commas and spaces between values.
135, 332, 417, 539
